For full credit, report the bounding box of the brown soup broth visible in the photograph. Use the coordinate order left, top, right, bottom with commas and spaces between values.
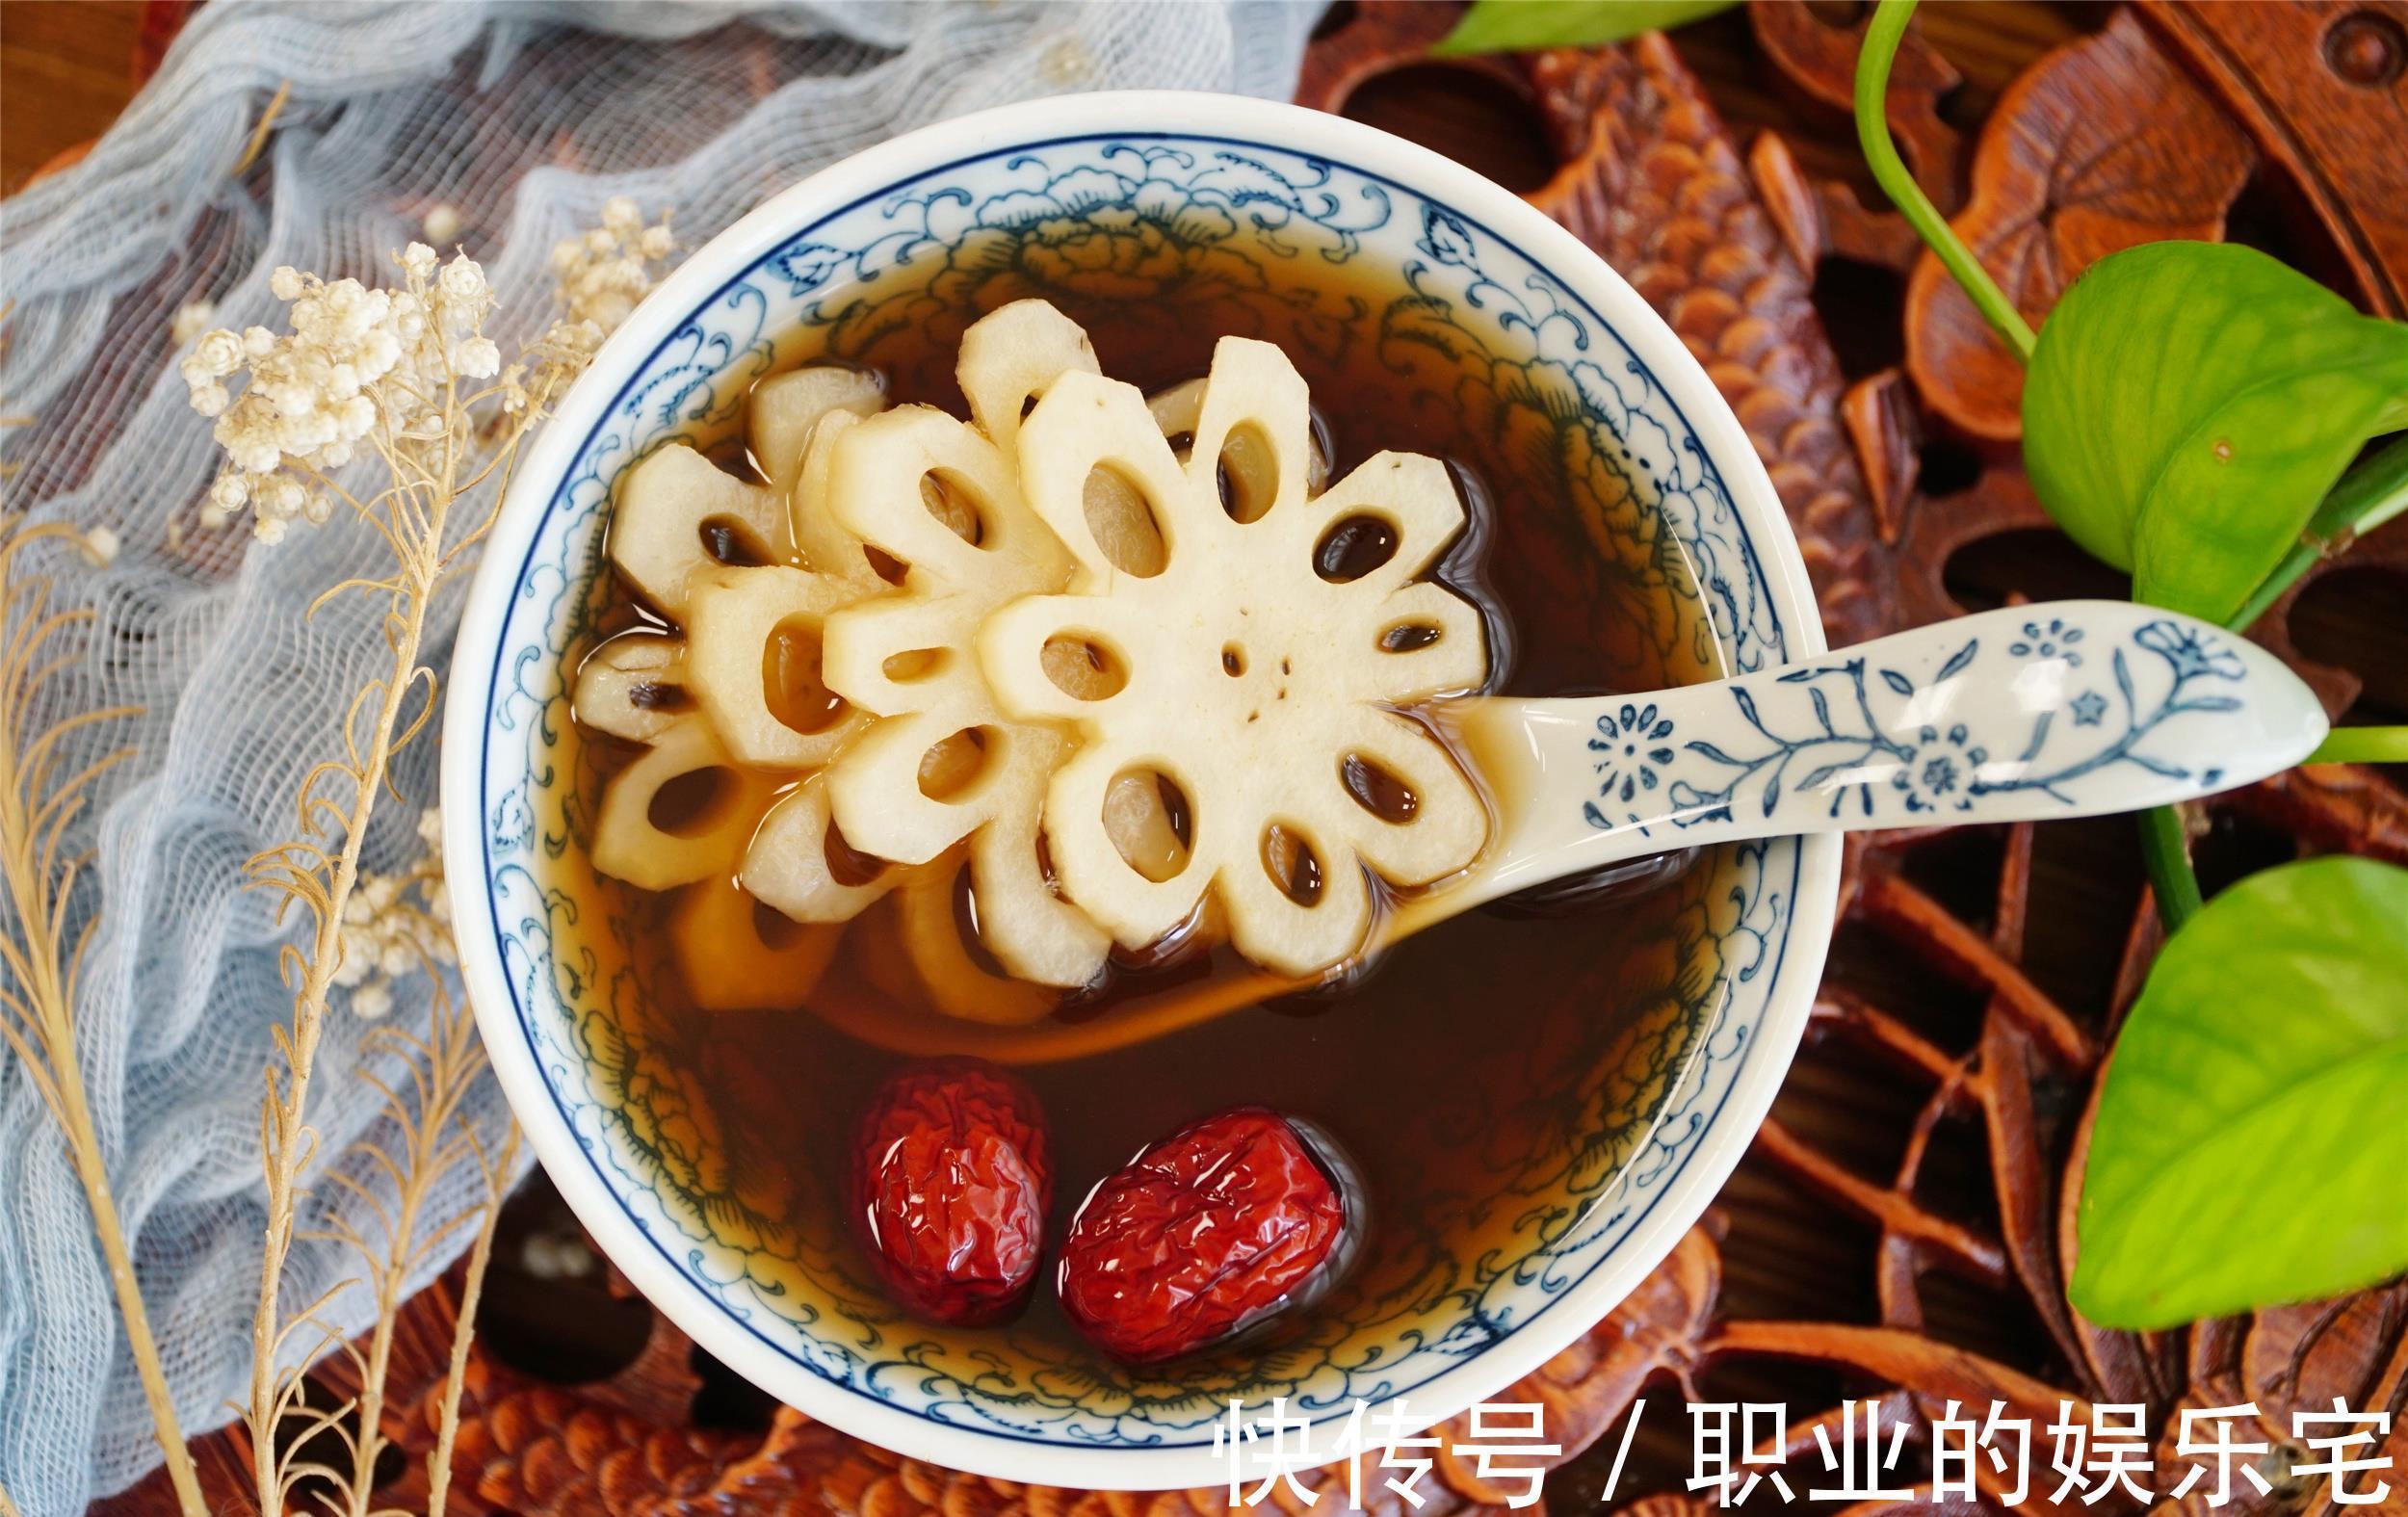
554, 248, 1738, 1374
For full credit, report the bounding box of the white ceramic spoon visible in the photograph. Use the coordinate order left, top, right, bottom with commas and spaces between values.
1426, 598, 2320, 913
812, 599, 2324, 1061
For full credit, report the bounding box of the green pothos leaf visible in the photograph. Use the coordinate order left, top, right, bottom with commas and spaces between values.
2023, 242, 2408, 624
2072, 856, 2408, 1328
1432, 0, 1740, 56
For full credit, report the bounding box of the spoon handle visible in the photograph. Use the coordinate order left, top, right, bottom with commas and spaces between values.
818, 603, 2324, 1064
1444, 602, 2325, 912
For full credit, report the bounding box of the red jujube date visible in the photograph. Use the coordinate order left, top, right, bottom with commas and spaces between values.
1057, 1106, 1354, 1364
851, 1059, 1051, 1326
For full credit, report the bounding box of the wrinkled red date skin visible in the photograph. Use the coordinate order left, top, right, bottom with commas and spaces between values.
1059, 1106, 1348, 1364
851, 1059, 1051, 1326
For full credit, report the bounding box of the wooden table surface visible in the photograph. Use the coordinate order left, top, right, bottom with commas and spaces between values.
19, 4, 2408, 1513
1, 0, 150, 193
2, 0, 2079, 196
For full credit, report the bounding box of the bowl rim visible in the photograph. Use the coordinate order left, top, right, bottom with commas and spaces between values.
442, 88, 1842, 1487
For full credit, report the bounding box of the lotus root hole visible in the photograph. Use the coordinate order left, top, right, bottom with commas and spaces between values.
750, 895, 811, 950
1315, 513, 1400, 583
865, 545, 909, 585
1378, 620, 1444, 653
1216, 422, 1280, 523
916, 726, 995, 802
1105, 767, 1192, 884
696, 515, 773, 568
646, 766, 739, 838
1261, 822, 1325, 906
1341, 751, 1421, 824
1082, 464, 1169, 577
881, 647, 951, 683
822, 819, 886, 888
919, 470, 986, 546
1041, 634, 1128, 700
762, 616, 851, 735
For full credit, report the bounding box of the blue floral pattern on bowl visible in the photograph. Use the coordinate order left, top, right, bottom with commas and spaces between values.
459, 118, 1824, 1478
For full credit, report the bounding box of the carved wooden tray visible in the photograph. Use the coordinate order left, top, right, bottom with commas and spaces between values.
101, 3, 2408, 1510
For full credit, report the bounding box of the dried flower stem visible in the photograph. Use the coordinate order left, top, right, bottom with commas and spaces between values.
244, 510, 446, 1517
204, 245, 591, 1517
0, 521, 205, 1517
425, 1118, 517, 1517
310, 948, 491, 1517
235, 81, 292, 176
242, 402, 493, 1517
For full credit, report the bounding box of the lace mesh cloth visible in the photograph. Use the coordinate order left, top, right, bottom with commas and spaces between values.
0, 4, 1320, 1510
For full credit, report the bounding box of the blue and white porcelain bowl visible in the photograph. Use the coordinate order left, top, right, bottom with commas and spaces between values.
442, 92, 1841, 1487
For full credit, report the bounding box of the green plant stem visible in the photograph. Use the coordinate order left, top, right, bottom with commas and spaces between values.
2132, 443, 2407, 925
2307, 726, 2408, 765
2224, 434, 2408, 633
2203, 437, 2408, 908
1859, 5, 2406, 931
1857, 0, 2035, 361
2136, 803, 2203, 930
1433, 0, 1740, 55
1862, 0, 2200, 929
2134, 433, 2408, 930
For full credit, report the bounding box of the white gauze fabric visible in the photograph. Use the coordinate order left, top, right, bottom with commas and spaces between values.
0, 4, 1321, 1511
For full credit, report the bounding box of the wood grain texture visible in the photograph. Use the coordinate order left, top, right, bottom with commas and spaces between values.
0, 0, 149, 191
97, 1238, 1713, 1516
52, 3, 2408, 1512
1661, 1, 2086, 201
1903, 10, 2257, 442
2139, 0, 2408, 317
1301, 0, 1898, 649
1748, 0, 1965, 213
1521, 31, 1899, 648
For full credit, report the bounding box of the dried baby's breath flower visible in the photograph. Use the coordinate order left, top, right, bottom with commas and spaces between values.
184, 243, 501, 541
162, 200, 676, 1517
333, 808, 451, 1019
77, 526, 119, 566
170, 300, 216, 345
549, 196, 676, 335
215, 228, 631, 1517
1040, 36, 1095, 87
422, 201, 463, 247
500, 316, 604, 416
520, 1231, 596, 1282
